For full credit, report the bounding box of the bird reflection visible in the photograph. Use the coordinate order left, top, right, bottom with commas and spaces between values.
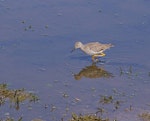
74, 64, 113, 80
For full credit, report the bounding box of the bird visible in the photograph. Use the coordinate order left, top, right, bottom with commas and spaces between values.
72, 41, 114, 62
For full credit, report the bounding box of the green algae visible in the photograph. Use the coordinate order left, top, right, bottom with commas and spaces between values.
0, 83, 39, 110
139, 112, 150, 121
69, 113, 109, 121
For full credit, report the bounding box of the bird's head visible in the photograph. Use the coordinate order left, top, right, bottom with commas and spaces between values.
75, 41, 83, 49
71, 41, 83, 53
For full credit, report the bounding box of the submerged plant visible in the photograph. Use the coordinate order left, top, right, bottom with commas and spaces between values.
99, 92, 124, 111
0, 116, 22, 121
99, 95, 113, 104
1, 117, 44, 121
0, 83, 39, 110
119, 67, 123, 76
119, 66, 138, 77
139, 112, 150, 121
69, 113, 109, 121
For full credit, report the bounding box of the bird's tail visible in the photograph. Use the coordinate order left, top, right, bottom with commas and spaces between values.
108, 43, 114, 48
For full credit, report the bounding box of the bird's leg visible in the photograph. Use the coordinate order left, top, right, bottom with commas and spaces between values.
92, 53, 106, 63
92, 55, 99, 62
99, 52, 106, 57
92, 55, 96, 62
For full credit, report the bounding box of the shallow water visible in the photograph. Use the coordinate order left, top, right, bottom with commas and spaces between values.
0, 0, 150, 121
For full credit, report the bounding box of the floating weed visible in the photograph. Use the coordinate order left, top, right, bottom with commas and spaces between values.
99, 90, 126, 112
29, 93, 39, 102
101, 98, 122, 111
50, 104, 57, 112
62, 93, 69, 98
0, 83, 7, 88
139, 112, 150, 121
18, 117, 22, 121
119, 67, 123, 76
33, 118, 45, 121
96, 107, 106, 116
124, 105, 133, 112
129, 66, 132, 74
1, 117, 44, 121
119, 66, 140, 78
0, 83, 39, 110
70, 113, 109, 121
1, 116, 23, 121
44, 104, 49, 109
112, 88, 118, 94
99, 95, 113, 104
23, 24, 34, 31
74, 97, 81, 102
126, 66, 133, 77
114, 100, 122, 110
112, 89, 126, 97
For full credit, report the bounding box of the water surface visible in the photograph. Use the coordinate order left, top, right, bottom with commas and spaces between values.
0, 0, 150, 121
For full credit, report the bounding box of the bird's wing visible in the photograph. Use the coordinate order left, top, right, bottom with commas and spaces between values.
84, 42, 105, 52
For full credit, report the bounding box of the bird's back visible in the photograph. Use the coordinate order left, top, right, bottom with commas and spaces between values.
83, 42, 113, 54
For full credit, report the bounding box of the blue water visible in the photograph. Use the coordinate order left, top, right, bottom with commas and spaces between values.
0, 0, 150, 120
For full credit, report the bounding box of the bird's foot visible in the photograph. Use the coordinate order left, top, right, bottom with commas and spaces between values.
92, 54, 105, 63
92, 58, 105, 64
99, 52, 106, 57
92, 58, 100, 64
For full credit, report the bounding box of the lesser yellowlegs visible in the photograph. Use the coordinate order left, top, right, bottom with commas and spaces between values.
72, 41, 114, 62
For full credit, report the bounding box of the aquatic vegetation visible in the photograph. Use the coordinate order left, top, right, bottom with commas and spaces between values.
96, 107, 106, 116
119, 66, 133, 76
129, 66, 132, 74
99, 96, 122, 110
50, 104, 57, 112
21, 20, 34, 31
99, 92, 124, 111
0, 117, 22, 121
118, 66, 141, 78
69, 113, 109, 121
99, 95, 113, 104
0, 117, 44, 121
0, 83, 39, 110
62, 92, 69, 98
139, 112, 150, 121
119, 67, 123, 76
31, 118, 44, 121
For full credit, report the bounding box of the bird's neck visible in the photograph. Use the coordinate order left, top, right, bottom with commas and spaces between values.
80, 46, 84, 51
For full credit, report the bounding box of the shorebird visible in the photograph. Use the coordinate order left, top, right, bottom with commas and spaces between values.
72, 41, 114, 62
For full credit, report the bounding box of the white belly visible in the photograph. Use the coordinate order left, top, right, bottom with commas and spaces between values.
81, 48, 102, 55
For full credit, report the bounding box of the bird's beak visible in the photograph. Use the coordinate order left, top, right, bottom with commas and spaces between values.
71, 48, 75, 53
